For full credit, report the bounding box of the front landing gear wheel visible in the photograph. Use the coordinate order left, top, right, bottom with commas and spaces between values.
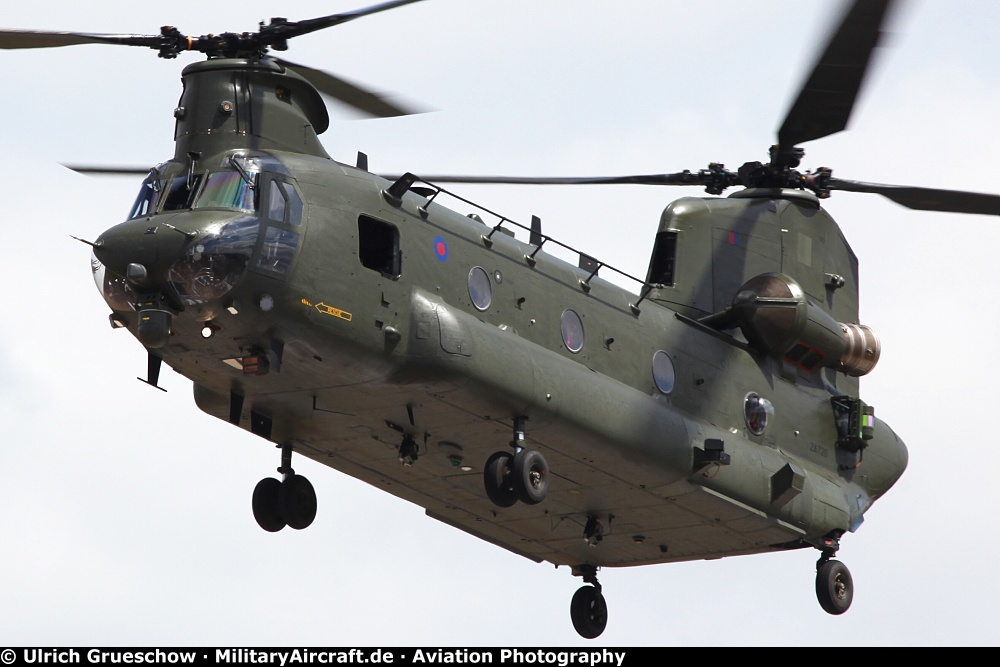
570, 585, 608, 639
816, 559, 853, 615
280, 474, 317, 530
252, 477, 286, 533
484, 451, 517, 508
512, 448, 549, 505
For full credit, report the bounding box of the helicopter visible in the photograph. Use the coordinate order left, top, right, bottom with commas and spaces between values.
1, 0, 1000, 648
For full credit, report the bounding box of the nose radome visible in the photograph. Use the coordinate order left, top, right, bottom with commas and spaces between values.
93, 219, 192, 284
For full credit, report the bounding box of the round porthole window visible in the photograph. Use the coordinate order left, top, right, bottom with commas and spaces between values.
561, 309, 584, 353
468, 266, 492, 311
652, 351, 675, 394
744, 393, 774, 436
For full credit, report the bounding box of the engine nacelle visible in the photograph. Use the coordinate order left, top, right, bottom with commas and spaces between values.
731, 273, 880, 376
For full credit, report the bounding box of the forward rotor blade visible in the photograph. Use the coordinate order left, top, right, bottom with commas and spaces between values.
828, 177, 1000, 216
270, 0, 426, 41
274, 57, 422, 118
775, 0, 895, 159
0, 29, 161, 50
63, 165, 151, 176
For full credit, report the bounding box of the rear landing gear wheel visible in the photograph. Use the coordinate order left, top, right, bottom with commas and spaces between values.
483, 451, 517, 508
816, 559, 853, 615
570, 585, 608, 639
280, 474, 317, 530
252, 477, 286, 533
512, 448, 549, 505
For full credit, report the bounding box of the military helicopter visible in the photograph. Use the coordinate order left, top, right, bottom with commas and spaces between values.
3, 0, 998, 642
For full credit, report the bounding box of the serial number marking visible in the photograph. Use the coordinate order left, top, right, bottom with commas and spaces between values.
810, 443, 828, 457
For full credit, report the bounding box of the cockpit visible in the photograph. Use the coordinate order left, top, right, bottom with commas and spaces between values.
128, 154, 259, 219
94, 152, 304, 321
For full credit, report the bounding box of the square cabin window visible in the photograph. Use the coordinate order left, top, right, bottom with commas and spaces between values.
358, 215, 401, 278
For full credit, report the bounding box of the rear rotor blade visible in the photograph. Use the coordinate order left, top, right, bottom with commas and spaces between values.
385, 172, 713, 186
828, 177, 1000, 216
775, 0, 895, 163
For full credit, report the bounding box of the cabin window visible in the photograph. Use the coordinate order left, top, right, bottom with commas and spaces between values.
561, 309, 585, 353
358, 215, 401, 278
744, 393, 773, 436
195, 171, 257, 212
468, 267, 492, 311
647, 230, 678, 286
652, 351, 676, 394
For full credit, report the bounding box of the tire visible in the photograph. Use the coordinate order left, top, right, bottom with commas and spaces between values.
570, 585, 608, 639
512, 448, 549, 505
483, 451, 517, 508
252, 477, 286, 533
280, 474, 317, 530
816, 559, 854, 615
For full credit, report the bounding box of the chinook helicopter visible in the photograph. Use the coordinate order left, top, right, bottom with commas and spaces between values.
3, 0, 998, 641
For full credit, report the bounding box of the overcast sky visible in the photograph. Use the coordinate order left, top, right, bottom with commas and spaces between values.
1, 0, 997, 647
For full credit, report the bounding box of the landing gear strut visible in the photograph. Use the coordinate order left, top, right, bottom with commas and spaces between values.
569, 565, 608, 639
814, 537, 853, 614
252, 443, 317, 532
483, 416, 550, 508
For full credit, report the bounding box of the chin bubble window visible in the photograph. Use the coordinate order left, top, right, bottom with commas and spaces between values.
561, 309, 585, 353
744, 393, 774, 436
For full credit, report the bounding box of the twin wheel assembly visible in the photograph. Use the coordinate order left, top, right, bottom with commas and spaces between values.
251, 444, 317, 533
252, 474, 317, 532
482, 416, 551, 508
483, 448, 550, 507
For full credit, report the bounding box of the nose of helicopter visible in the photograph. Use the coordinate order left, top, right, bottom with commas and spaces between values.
93, 218, 193, 289
91, 218, 195, 348
91, 210, 257, 348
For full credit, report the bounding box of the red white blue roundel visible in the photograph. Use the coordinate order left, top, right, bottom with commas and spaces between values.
433, 236, 449, 261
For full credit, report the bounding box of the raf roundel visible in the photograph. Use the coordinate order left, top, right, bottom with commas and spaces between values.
433, 236, 449, 262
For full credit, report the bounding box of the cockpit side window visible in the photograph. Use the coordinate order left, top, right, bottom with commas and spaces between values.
266, 179, 303, 225
253, 175, 303, 277
129, 178, 166, 219
255, 227, 299, 275
267, 180, 285, 221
